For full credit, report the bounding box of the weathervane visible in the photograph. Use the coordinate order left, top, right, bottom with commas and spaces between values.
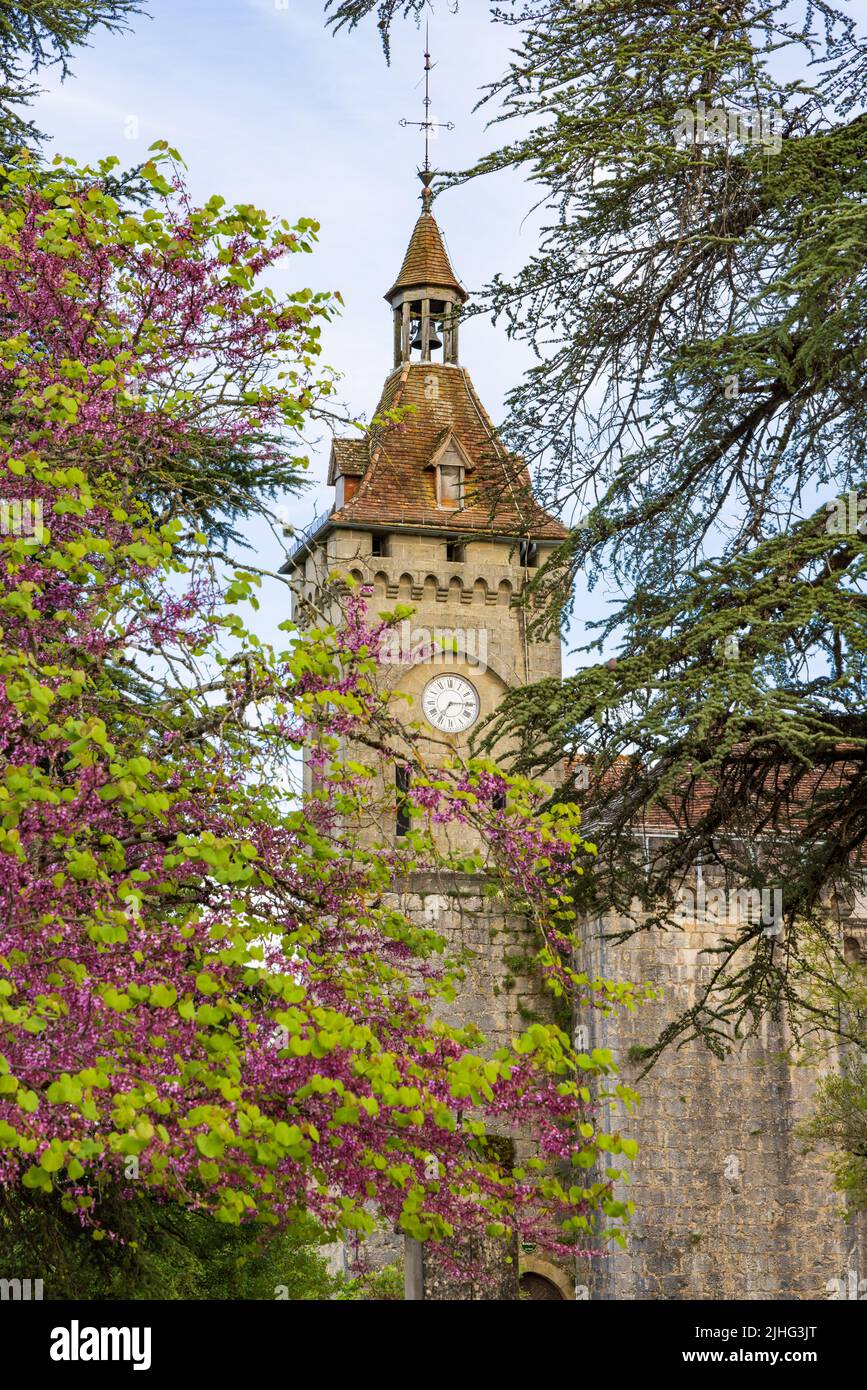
399, 26, 454, 205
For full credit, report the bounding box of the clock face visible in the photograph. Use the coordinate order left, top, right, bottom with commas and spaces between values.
422, 675, 480, 734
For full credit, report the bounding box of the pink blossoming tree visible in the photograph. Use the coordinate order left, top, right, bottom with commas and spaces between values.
0, 149, 640, 1275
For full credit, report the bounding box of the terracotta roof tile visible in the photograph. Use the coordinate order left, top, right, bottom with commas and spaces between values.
327, 362, 567, 540
570, 755, 862, 836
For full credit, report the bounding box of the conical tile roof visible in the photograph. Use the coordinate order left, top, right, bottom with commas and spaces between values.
385, 210, 466, 303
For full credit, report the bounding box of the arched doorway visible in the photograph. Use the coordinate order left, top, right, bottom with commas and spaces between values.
518, 1254, 575, 1300
519, 1271, 566, 1300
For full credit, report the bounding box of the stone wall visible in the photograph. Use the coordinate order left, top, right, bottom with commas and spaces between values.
577, 871, 867, 1301
290, 526, 564, 1297
391, 872, 566, 1299
392, 867, 867, 1301
294, 524, 562, 687
392, 871, 557, 1052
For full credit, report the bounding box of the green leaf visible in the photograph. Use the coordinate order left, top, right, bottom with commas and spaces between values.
22, 1164, 52, 1191
195, 1132, 225, 1160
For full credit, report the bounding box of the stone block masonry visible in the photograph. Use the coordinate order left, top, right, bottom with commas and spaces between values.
391, 873, 566, 1299
577, 879, 867, 1300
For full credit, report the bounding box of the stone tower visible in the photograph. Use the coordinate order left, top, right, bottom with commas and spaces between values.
284, 190, 567, 753
283, 189, 573, 1299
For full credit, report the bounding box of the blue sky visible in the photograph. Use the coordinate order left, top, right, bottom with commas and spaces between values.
29, 0, 609, 667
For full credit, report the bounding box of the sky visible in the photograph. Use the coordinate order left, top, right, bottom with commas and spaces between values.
29, 0, 609, 668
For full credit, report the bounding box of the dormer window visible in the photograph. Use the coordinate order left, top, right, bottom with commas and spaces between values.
431, 436, 472, 511
439, 463, 464, 509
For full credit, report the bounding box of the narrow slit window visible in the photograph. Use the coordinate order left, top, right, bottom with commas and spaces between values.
396, 764, 411, 838
519, 540, 539, 568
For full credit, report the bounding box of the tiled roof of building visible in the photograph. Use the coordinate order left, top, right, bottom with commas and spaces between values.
385, 211, 467, 303
571, 754, 861, 836
327, 361, 568, 539
327, 437, 368, 484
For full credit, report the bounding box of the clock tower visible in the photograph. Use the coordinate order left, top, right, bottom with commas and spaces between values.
283, 185, 571, 1299
285, 185, 566, 731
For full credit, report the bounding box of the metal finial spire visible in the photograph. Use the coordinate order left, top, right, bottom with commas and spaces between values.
399, 25, 454, 207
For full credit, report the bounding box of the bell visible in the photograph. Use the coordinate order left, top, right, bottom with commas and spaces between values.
410, 318, 443, 352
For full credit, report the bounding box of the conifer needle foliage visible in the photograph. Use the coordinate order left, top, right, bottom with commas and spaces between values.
329, 1, 867, 1050
0, 2, 144, 154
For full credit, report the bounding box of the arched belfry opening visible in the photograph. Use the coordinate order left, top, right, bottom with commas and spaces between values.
400, 294, 459, 365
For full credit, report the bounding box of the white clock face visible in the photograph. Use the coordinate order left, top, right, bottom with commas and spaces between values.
422, 675, 480, 733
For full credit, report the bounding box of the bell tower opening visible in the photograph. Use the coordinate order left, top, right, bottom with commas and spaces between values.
385, 178, 467, 368
391, 285, 462, 367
